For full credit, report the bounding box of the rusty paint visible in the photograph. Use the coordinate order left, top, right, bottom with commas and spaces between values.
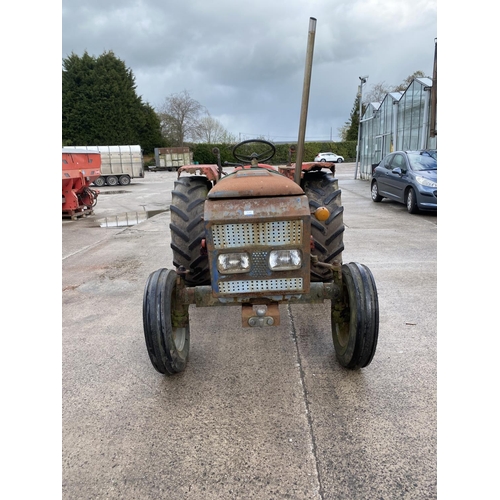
208, 168, 304, 199
204, 195, 310, 230
242, 303, 280, 328
204, 195, 311, 299
176, 282, 340, 308
177, 164, 220, 181
172, 276, 190, 328
234, 163, 277, 172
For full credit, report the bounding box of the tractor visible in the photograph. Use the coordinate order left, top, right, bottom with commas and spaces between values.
142, 18, 379, 376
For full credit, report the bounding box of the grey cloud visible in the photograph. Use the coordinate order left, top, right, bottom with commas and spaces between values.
62, 0, 436, 141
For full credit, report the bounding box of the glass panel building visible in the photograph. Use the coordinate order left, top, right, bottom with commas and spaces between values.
358, 77, 437, 179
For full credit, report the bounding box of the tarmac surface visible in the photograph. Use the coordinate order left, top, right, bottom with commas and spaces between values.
62, 162, 437, 499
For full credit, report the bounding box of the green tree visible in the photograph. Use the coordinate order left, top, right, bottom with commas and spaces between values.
137, 103, 165, 153
62, 51, 163, 153
338, 123, 349, 142
345, 94, 362, 142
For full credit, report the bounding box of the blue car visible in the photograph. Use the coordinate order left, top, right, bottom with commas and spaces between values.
370, 150, 437, 214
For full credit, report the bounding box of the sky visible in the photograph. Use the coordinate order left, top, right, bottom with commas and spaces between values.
61, 0, 437, 143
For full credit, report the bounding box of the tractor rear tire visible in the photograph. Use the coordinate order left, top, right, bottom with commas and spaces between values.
302, 171, 345, 281
331, 262, 379, 369
170, 176, 212, 286
143, 268, 190, 375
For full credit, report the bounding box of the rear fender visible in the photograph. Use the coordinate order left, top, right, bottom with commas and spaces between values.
178, 164, 220, 181
278, 162, 335, 180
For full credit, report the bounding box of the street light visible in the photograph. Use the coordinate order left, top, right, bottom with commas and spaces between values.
354, 75, 368, 180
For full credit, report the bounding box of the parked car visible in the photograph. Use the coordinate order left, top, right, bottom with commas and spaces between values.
314, 152, 344, 163
370, 150, 437, 214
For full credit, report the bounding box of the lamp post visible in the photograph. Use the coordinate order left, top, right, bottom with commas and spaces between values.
354, 75, 368, 180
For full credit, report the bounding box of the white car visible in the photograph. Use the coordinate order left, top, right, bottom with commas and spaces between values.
314, 152, 344, 163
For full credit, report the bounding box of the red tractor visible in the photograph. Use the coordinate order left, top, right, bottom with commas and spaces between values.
142, 18, 378, 376
142, 139, 379, 375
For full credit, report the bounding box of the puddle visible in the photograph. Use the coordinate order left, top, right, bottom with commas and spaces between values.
99, 190, 129, 195
97, 209, 167, 228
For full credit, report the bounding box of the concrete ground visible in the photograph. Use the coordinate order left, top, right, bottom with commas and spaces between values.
62, 162, 437, 499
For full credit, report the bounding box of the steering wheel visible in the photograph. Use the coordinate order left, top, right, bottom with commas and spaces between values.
232, 139, 276, 164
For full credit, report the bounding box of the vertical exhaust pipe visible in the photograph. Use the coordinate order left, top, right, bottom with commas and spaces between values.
294, 17, 317, 186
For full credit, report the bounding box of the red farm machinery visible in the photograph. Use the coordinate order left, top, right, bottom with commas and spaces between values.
62, 149, 101, 220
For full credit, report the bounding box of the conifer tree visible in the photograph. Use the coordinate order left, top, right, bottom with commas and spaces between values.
62, 51, 163, 153
345, 94, 361, 142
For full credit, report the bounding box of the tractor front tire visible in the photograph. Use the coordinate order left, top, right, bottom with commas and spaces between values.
143, 268, 190, 375
331, 262, 379, 369
302, 171, 345, 282
170, 176, 212, 286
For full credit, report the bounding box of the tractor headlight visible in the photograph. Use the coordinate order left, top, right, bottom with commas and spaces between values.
217, 252, 250, 274
269, 249, 302, 270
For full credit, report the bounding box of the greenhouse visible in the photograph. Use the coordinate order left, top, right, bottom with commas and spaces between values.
357, 77, 437, 180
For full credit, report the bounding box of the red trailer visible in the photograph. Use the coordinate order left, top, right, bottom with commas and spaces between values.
62, 149, 101, 220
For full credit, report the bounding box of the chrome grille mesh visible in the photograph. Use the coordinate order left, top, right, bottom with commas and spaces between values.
211, 220, 302, 249
218, 278, 304, 294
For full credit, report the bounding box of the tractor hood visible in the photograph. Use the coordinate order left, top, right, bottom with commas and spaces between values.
208, 168, 304, 199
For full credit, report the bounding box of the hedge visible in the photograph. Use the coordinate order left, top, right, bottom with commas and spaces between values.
189, 141, 357, 166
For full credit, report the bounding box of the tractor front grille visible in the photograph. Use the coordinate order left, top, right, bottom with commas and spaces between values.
211, 220, 303, 249
218, 278, 304, 294
204, 196, 311, 298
